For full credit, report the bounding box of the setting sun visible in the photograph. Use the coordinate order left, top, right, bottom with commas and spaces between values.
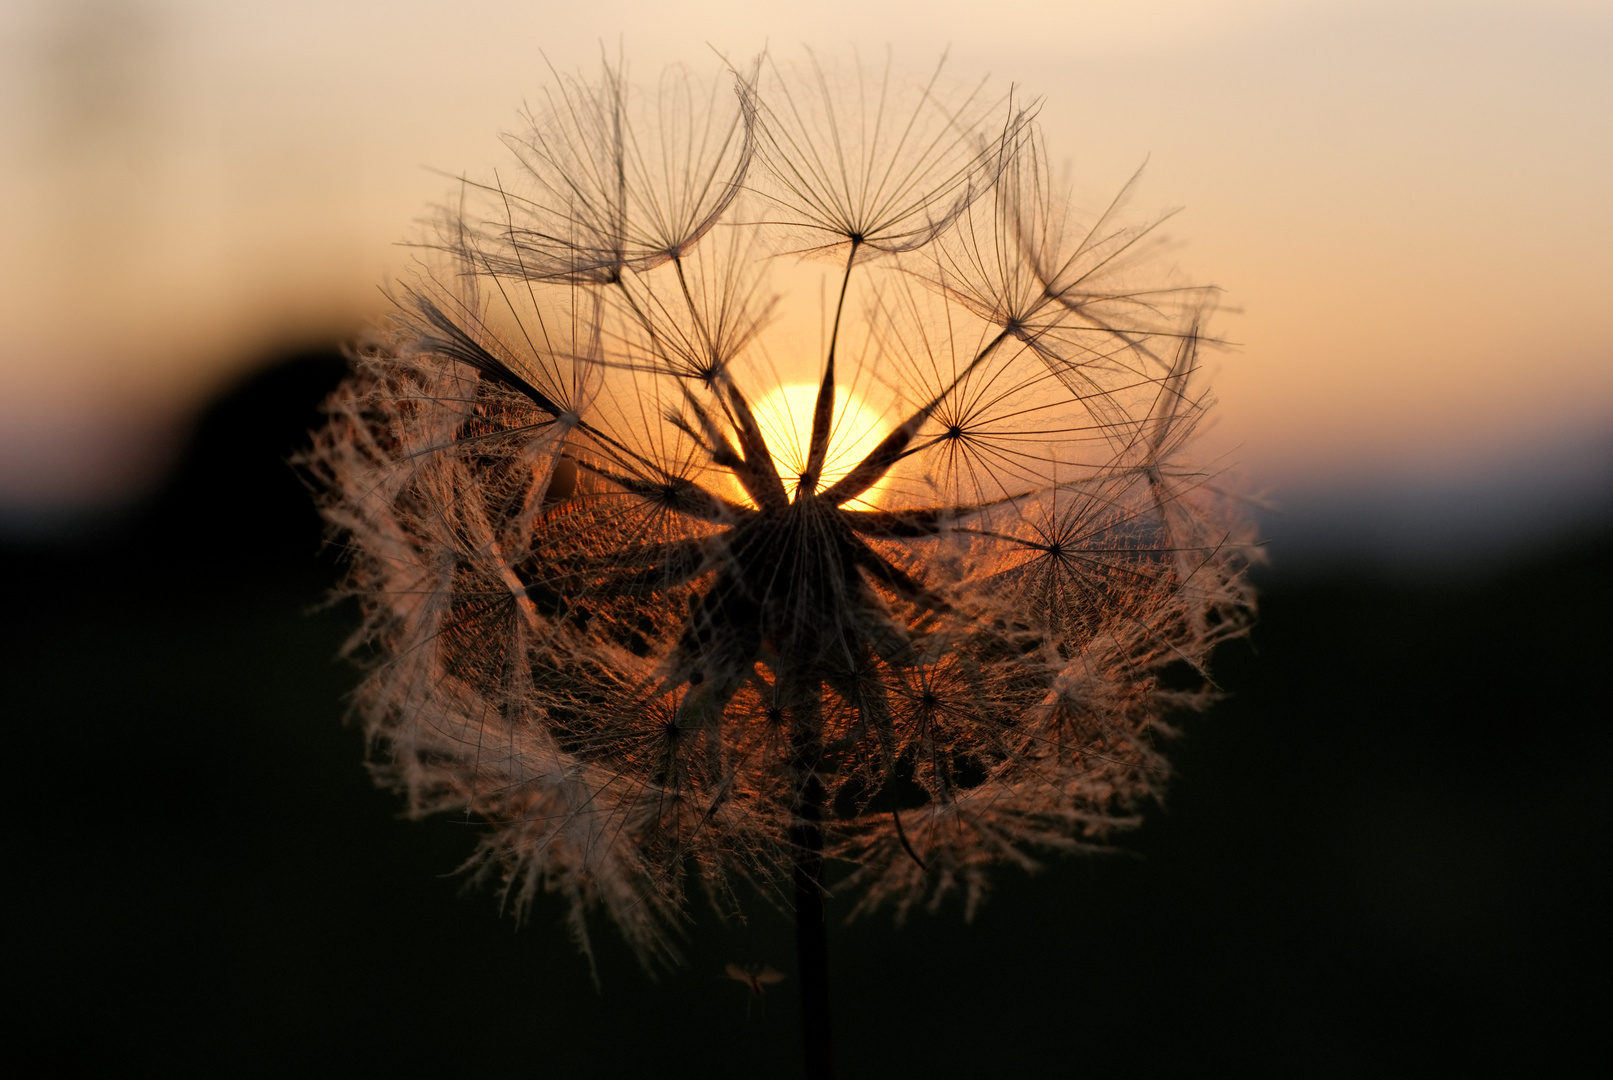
748, 382, 892, 504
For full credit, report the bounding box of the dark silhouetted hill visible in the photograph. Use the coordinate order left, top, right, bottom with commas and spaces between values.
2, 347, 1607, 1077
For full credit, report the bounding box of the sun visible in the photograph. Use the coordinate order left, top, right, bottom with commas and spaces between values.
748, 382, 892, 505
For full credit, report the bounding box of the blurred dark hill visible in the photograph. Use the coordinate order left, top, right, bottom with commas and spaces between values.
130, 346, 350, 581
2, 350, 1607, 1078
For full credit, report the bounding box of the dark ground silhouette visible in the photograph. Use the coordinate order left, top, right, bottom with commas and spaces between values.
3, 348, 1607, 1077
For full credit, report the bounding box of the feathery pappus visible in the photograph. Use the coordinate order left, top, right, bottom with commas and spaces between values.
305, 48, 1258, 978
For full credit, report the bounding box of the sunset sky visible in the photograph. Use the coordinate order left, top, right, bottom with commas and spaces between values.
2, 0, 1608, 549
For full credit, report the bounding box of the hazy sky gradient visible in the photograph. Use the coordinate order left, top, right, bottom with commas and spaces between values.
1, 0, 1608, 516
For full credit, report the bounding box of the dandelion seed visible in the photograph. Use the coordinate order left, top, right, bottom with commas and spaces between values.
726, 962, 787, 998
306, 48, 1256, 1079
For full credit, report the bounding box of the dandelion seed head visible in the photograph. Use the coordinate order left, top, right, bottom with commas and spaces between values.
304, 47, 1258, 970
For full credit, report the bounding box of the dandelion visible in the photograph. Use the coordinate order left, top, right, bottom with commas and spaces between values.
308, 48, 1255, 1078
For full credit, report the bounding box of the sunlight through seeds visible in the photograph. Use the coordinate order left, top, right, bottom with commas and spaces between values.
304, 50, 1259, 1009
750, 382, 891, 503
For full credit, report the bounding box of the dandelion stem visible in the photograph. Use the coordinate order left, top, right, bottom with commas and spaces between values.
788, 674, 834, 1080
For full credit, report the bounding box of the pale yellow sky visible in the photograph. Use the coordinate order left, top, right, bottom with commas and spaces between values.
1, 0, 1608, 508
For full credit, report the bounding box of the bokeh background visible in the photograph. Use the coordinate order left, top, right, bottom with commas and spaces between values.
3, 1, 1607, 1075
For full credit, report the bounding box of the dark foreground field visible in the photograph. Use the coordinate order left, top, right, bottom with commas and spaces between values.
4, 352, 1607, 1077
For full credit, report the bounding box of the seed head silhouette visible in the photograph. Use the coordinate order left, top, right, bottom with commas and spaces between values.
307, 49, 1256, 1058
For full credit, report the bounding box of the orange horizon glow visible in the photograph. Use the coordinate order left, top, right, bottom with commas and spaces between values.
1, 1, 1609, 511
